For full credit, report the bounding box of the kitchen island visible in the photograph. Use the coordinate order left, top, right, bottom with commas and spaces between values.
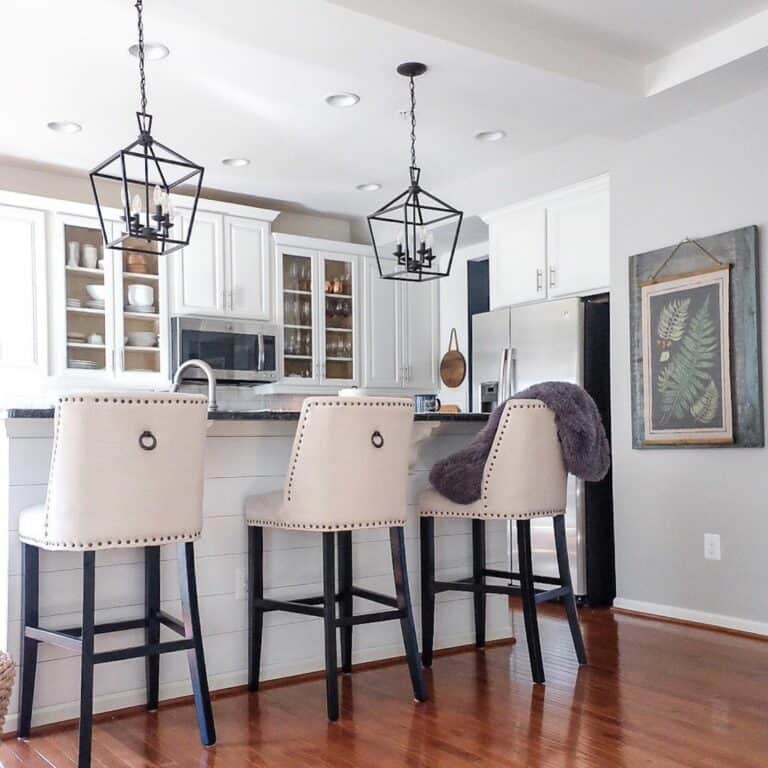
0, 408, 513, 734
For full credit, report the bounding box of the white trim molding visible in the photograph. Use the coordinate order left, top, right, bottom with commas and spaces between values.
613, 598, 768, 638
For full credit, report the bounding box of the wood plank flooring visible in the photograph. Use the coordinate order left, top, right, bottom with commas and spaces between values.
2, 601, 767, 767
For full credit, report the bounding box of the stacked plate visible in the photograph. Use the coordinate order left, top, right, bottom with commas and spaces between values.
67, 332, 86, 344
66, 298, 82, 308
69, 359, 99, 370
86, 299, 105, 310
126, 304, 156, 314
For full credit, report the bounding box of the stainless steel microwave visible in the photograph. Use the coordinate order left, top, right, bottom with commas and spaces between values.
171, 316, 281, 383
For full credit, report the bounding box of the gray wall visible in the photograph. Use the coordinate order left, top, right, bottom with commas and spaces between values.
440, 87, 768, 630
610, 90, 768, 627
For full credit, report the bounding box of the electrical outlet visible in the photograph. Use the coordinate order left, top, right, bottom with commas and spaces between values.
704, 533, 721, 561
235, 567, 248, 601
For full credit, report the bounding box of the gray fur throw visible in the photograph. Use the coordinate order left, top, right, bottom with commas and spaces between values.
429, 381, 610, 504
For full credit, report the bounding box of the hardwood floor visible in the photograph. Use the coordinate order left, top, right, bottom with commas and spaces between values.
2, 601, 767, 767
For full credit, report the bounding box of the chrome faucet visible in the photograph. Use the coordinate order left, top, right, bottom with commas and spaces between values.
171, 359, 218, 412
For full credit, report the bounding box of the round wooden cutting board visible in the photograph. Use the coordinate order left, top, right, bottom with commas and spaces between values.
440, 328, 466, 388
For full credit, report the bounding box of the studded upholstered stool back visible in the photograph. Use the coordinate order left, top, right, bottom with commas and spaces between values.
481, 399, 567, 518
281, 396, 413, 530
36, 393, 208, 550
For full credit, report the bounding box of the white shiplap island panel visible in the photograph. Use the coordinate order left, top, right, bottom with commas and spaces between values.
0, 414, 512, 732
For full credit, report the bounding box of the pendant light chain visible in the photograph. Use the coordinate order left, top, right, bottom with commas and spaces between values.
409, 75, 417, 169
135, 0, 147, 114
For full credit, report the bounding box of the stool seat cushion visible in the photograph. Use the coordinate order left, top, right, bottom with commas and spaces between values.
18, 504, 46, 545
417, 487, 563, 521
245, 491, 404, 531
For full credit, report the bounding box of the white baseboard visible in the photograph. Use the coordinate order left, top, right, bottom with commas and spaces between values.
612, 598, 768, 638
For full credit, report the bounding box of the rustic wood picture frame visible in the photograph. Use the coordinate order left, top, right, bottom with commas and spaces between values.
629, 226, 763, 449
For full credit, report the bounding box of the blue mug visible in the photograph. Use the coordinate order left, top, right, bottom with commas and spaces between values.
414, 394, 441, 413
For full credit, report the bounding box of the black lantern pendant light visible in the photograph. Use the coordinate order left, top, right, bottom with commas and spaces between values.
90, 0, 204, 256
367, 62, 462, 281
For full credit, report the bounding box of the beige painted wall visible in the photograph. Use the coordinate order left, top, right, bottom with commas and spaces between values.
0, 157, 355, 242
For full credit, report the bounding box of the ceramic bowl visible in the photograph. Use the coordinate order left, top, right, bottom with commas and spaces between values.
126, 331, 157, 348
85, 284, 106, 301
127, 283, 154, 307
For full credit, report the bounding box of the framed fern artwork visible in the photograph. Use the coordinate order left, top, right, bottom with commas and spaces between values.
629, 226, 763, 449
641, 266, 732, 444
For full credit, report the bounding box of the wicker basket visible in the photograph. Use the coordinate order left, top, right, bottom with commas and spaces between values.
0, 653, 16, 731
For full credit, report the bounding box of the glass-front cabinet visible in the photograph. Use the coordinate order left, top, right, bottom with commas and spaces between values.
55, 208, 169, 384
275, 235, 362, 387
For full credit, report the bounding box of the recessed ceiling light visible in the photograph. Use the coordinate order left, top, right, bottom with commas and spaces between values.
356, 183, 381, 192
221, 157, 250, 167
325, 92, 360, 108
475, 130, 507, 142
47, 121, 82, 134
129, 42, 170, 60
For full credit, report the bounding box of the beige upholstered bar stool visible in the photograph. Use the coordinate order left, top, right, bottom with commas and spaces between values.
17, 393, 216, 768
418, 399, 587, 684
244, 396, 427, 721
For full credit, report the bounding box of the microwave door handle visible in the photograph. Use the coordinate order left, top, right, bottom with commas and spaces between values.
257, 333, 265, 371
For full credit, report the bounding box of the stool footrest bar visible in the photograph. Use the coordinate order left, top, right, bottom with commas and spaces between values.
351, 586, 399, 608
93, 638, 194, 664
336, 609, 404, 627
255, 598, 324, 618
482, 568, 563, 585
535, 586, 571, 604
25, 627, 82, 652
157, 610, 185, 636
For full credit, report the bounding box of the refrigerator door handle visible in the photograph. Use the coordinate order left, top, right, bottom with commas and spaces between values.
507, 348, 517, 396
498, 348, 509, 403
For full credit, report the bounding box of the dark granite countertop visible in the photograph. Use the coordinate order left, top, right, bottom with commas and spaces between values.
1, 407, 488, 422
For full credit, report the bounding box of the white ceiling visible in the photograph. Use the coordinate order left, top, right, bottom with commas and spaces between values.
3, 0, 768, 220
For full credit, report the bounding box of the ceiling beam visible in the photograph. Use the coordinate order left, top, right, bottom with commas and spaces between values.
325, 0, 644, 95
646, 9, 768, 96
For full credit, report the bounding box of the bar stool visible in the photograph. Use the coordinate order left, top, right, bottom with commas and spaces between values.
418, 399, 587, 684
17, 393, 216, 767
244, 396, 427, 721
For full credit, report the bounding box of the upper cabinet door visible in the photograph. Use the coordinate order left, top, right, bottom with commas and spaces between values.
488, 205, 546, 309
546, 178, 609, 298
226, 216, 271, 320
363, 257, 402, 389
403, 279, 439, 391
172, 209, 225, 316
0, 205, 46, 372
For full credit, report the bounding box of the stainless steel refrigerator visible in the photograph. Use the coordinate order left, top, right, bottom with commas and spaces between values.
471, 296, 613, 604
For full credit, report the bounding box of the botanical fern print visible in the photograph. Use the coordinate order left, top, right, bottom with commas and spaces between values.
657, 297, 690, 342
691, 377, 720, 423
658, 295, 717, 424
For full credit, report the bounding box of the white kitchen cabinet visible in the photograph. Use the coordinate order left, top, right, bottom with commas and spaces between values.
363, 257, 403, 388
546, 179, 609, 297
483, 175, 609, 307
226, 216, 271, 320
363, 257, 439, 391
275, 233, 365, 387
172, 200, 279, 320
403, 280, 440, 391
0, 204, 47, 374
173, 210, 225, 316
487, 205, 546, 309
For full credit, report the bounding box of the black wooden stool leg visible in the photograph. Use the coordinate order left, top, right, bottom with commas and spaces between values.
178, 542, 216, 746
78, 551, 96, 768
337, 531, 353, 673
248, 526, 264, 691
419, 516, 435, 667
553, 514, 587, 665
322, 532, 339, 721
517, 520, 545, 684
18, 543, 39, 739
390, 527, 428, 703
144, 546, 161, 710
472, 519, 486, 648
